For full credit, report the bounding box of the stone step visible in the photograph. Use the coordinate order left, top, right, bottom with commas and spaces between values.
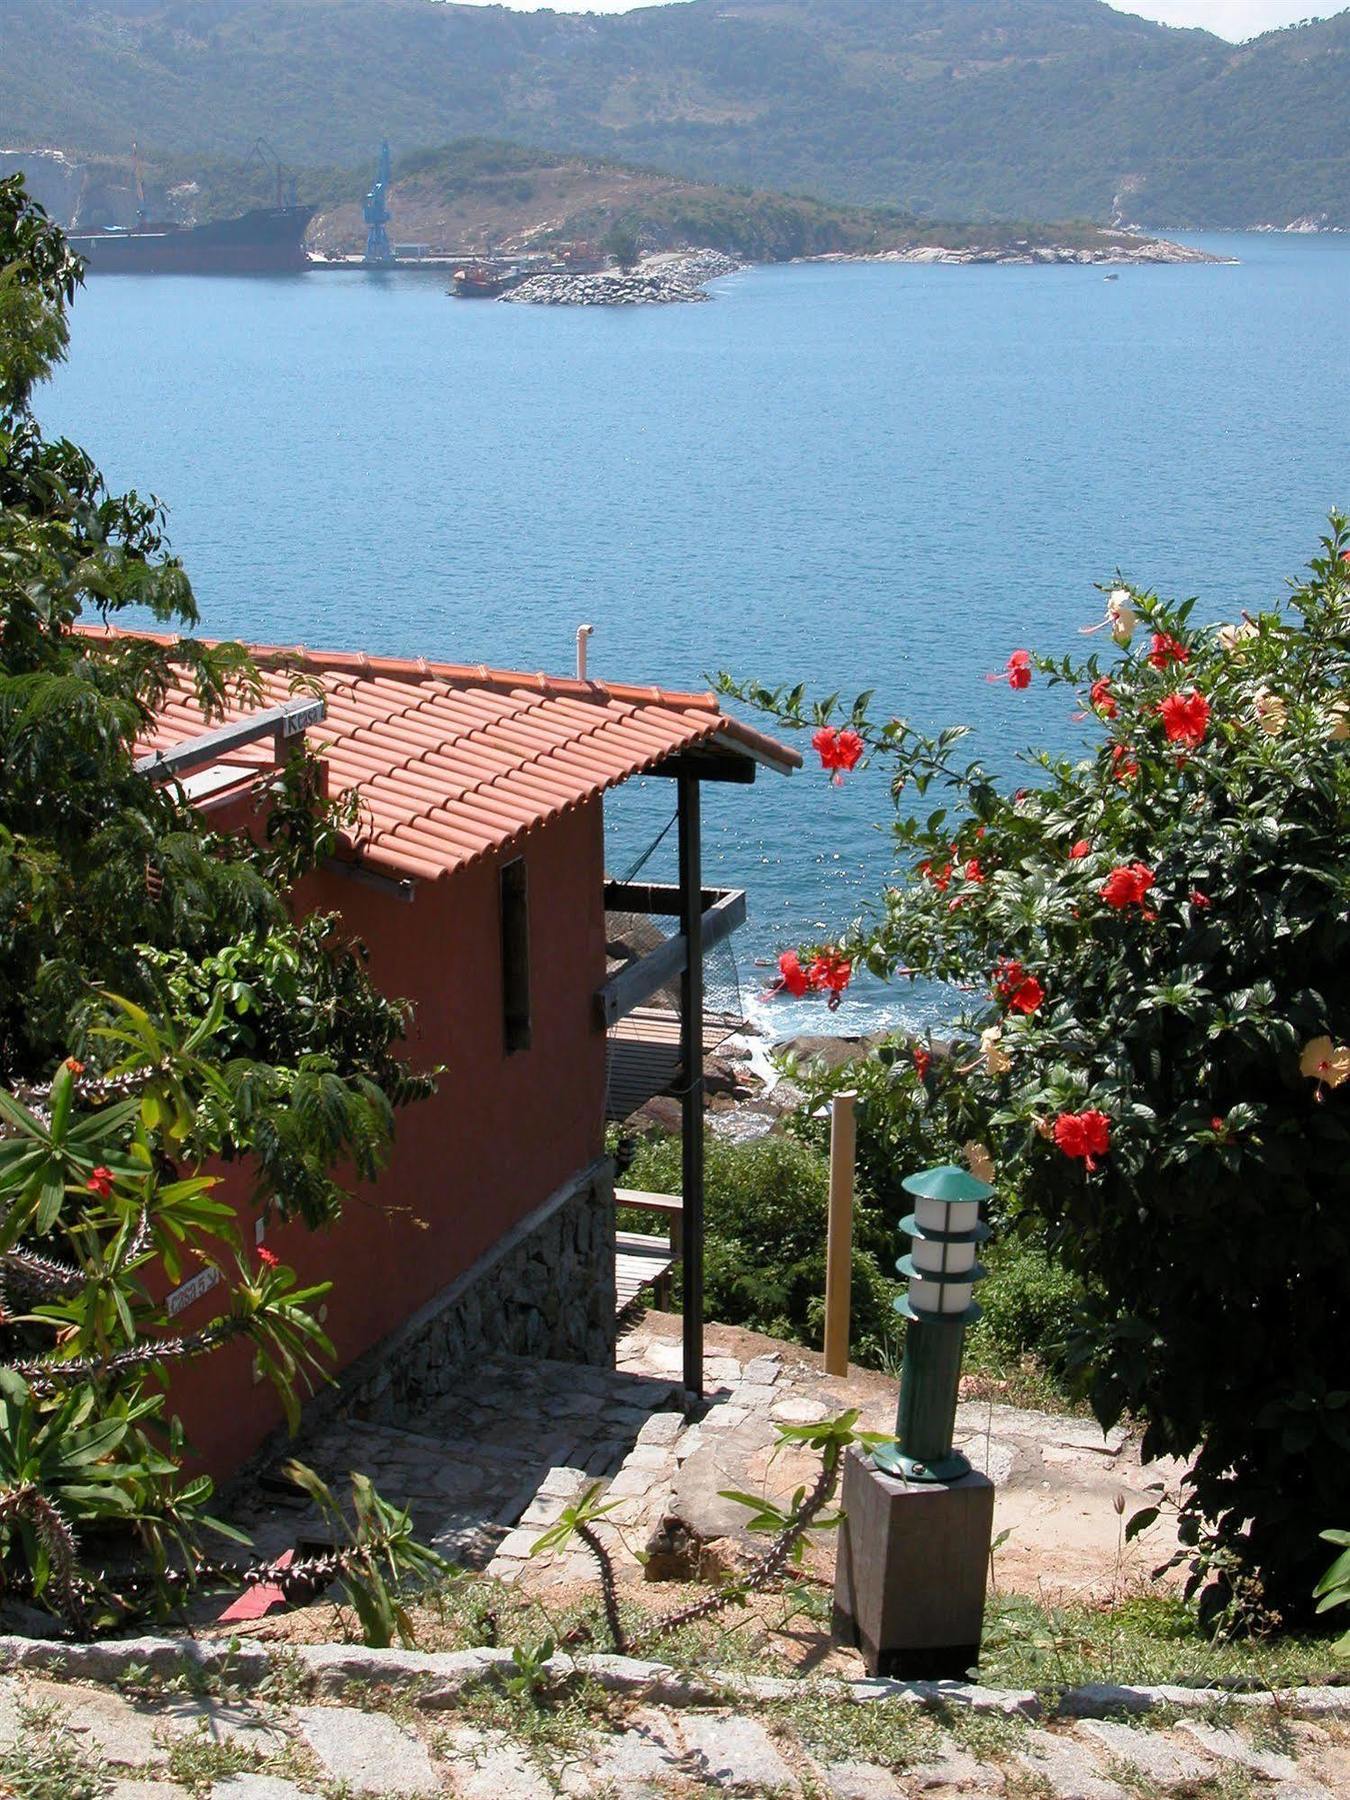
488, 1342, 793, 1585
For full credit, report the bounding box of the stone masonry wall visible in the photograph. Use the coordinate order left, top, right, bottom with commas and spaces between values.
342, 1158, 616, 1426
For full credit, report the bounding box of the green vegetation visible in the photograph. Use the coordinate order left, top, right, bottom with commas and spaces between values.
0, 175, 437, 1631
623, 1132, 898, 1368
726, 525, 1350, 1624
600, 220, 640, 273
622, 1126, 1081, 1409
4, 0, 1347, 227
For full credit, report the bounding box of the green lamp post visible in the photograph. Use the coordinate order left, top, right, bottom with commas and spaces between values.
872, 1163, 992, 1484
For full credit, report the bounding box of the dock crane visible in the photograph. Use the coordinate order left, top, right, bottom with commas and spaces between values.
363, 141, 393, 264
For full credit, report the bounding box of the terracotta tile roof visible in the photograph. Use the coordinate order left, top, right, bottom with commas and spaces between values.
80, 629, 799, 883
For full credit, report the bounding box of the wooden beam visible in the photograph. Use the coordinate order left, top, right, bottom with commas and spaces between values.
321, 857, 417, 903
649, 750, 757, 785
594, 889, 746, 1027
824, 1091, 857, 1378
678, 768, 704, 1401
604, 880, 731, 917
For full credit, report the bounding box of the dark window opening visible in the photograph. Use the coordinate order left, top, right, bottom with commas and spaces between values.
500, 856, 531, 1054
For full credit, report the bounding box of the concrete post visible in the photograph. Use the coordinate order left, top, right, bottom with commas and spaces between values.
832, 1444, 995, 1679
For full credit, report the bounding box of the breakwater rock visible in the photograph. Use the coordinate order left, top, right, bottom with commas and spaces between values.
502, 249, 742, 306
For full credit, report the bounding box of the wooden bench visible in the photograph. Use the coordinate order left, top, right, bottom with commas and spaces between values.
615, 1186, 683, 1313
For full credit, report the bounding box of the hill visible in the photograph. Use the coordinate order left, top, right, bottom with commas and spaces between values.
301, 140, 1164, 263
4, 0, 1349, 227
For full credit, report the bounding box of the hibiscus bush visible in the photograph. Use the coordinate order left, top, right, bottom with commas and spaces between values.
724, 520, 1350, 1622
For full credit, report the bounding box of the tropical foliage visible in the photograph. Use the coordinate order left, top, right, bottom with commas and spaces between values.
725, 524, 1350, 1621
0, 174, 432, 1630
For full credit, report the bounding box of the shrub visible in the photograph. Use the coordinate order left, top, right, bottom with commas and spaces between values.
974, 1235, 1084, 1371
726, 522, 1350, 1620
623, 1132, 900, 1367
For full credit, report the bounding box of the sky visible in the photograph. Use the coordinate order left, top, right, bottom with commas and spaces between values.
447, 0, 1339, 43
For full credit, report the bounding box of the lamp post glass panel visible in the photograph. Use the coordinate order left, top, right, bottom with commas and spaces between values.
873, 1165, 991, 1484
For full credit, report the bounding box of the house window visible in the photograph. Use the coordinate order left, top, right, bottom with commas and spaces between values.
500, 856, 531, 1054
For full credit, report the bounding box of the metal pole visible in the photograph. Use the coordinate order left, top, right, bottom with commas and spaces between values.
823, 1091, 857, 1376
677, 770, 704, 1400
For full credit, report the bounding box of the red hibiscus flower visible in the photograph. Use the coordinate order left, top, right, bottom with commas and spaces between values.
1210, 1115, 1226, 1133
963, 858, 985, 884
1007, 974, 1044, 1014
1088, 676, 1117, 719
1148, 631, 1189, 670
1190, 889, 1211, 909
919, 858, 953, 893
1111, 744, 1139, 781
1101, 863, 1155, 910
86, 1166, 114, 1199
1004, 650, 1033, 690
807, 951, 852, 1009
63, 1057, 85, 1075
913, 1047, 932, 1081
811, 726, 865, 784
1053, 1109, 1111, 1171
1159, 689, 1210, 748
993, 958, 1044, 1014
1068, 839, 1091, 860
257, 1246, 280, 1270
775, 949, 809, 998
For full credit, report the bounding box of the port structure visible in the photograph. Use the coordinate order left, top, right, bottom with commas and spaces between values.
363, 141, 394, 264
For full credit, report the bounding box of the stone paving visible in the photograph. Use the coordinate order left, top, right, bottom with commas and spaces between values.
235, 1350, 683, 1569
487, 1320, 1185, 1600
234, 1314, 1185, 1605
0, 1657, 1346, 1798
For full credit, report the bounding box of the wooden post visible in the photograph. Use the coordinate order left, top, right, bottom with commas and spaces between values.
677, 770, 704, 1400
823, 1090, 857, 1378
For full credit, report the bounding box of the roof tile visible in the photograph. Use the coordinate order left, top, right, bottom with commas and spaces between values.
80, 628, 798, 881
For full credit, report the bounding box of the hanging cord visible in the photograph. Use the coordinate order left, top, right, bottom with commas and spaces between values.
616, 806, 678, 884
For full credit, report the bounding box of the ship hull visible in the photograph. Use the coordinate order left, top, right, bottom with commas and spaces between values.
68, 205, 315, 275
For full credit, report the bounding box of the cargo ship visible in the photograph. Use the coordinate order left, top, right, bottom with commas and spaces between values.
67, 203, 315, 274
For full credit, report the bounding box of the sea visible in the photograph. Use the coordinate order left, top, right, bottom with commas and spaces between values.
40, 232, 1350, 1042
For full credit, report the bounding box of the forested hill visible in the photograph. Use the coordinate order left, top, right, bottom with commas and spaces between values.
6, 0, 1349, 228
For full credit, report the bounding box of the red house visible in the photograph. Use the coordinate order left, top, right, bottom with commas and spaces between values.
96, 631, 799, 1480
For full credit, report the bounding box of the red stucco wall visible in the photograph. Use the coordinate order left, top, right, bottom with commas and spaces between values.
164, 798, 609, 1481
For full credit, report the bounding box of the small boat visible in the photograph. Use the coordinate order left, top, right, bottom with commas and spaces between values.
1103, 272, 1120, 282
449, 261, 531, 298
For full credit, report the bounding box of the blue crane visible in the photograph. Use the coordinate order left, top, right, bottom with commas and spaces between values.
363, 141, 393, 264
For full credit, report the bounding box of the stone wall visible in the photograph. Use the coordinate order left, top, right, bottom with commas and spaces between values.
342, 1158, 616, 1424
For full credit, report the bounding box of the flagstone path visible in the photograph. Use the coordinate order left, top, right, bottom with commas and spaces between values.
237, 1314, 1184, 1605
0, 1650, 1345, 1798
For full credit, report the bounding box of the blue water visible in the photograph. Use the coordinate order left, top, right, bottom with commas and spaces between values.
41, 234, 1350, 1037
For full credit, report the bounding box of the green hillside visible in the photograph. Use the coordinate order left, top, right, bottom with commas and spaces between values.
4, 0, 1349, 227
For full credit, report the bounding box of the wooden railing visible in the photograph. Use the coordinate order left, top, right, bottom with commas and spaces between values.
595, 882, 746, 1028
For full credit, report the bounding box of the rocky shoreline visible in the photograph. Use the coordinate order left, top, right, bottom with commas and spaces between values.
811, 236, 1224, 267
496, 230, 1224, 309
502, 248, 743, 306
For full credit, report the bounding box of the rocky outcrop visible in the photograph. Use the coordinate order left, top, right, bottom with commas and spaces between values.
502, 248, 742, 305
813, 235, 1223, 267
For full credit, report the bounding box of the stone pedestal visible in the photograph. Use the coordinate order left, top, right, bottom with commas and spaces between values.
832, 1444, 995, 1679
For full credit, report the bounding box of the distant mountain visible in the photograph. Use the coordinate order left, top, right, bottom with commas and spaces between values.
5, 0, 1348, 228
